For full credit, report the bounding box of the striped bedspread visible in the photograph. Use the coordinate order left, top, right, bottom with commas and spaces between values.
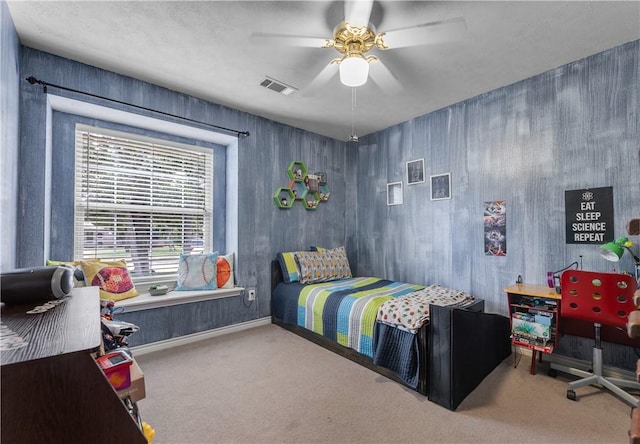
297, 277, 424, 357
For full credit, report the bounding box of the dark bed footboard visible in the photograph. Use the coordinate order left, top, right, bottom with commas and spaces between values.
428, 303, 512, 410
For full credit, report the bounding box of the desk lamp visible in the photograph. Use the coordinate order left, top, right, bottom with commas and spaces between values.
546, 259, 581, 294
600, 236, 640, 282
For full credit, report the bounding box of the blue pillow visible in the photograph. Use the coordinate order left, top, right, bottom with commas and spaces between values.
277, 251, 304, 283
176, 252, 219, 291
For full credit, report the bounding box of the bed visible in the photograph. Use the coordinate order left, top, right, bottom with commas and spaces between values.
270, 252, 512, 411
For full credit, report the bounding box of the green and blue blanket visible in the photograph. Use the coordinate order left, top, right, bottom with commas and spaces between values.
297, 277, 424, 357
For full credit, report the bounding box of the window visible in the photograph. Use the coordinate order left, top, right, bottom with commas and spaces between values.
74, 125, 213, 278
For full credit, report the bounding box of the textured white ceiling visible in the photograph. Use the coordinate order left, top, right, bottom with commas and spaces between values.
7, 1, 640, 141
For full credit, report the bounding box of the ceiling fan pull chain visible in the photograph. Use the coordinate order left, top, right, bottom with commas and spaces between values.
352, 86, 357, 111
349, 87, 359, 144
351, 87, 356, 135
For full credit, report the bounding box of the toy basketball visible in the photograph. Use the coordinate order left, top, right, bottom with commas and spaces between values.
217, 256, 231, 288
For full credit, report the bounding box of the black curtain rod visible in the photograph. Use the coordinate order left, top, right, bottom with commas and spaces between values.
25, 76, 250, 139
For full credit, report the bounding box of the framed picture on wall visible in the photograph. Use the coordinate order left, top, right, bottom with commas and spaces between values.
387, 182, 403, 206
430, 173, 451, 200
406, 158, 425, 185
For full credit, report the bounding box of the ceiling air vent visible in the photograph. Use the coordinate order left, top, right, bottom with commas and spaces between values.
260, 76, 297, 96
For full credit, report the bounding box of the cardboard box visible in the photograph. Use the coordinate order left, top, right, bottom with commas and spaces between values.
116, 358, 145, 403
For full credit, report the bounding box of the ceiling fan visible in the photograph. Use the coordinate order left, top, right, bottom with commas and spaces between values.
251, 0, 466, 93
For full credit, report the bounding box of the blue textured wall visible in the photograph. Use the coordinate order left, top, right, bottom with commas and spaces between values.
0, 0, 20, 271
355, 41, 639, 369
356, 40, 640, 315
16, 48, 354, 325
118, 297, 256, 347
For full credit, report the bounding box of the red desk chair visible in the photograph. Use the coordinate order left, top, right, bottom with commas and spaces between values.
629, 290, 640, 444
551, 270, 640, 407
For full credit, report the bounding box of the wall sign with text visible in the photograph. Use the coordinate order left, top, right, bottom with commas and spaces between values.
565, 186, 614, 244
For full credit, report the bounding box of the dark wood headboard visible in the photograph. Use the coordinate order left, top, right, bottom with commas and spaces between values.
271, 259, 283, 292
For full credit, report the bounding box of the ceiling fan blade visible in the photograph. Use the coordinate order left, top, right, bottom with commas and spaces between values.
301, 62, 339, 97
344, 0, 373, 27
368, 60, 402, 95
250, 32, 328, 48
382, 17, 467, 49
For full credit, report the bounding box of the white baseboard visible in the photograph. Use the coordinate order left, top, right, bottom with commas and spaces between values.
130, 317, 271, 356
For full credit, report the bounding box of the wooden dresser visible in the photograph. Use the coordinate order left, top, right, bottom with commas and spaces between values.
1, 287, 146, 444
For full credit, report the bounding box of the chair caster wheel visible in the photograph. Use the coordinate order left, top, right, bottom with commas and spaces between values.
567, 390, 577, 401
548, 368, 557, 378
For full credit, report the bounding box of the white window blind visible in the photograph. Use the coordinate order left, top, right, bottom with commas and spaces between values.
74, 126, 213, 277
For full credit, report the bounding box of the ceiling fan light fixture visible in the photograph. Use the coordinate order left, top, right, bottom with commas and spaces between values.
339, 54, 369, 87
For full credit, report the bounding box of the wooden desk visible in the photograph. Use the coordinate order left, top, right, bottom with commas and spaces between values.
504, 283, 561, 375
1, 287, 146, 443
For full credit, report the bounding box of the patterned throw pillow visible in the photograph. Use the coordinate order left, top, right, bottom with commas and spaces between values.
176, 253, 219, 291
323, 246, 352, 280
295, 251, 335, 284
216, 252, 234, 289
295, 247, 353, 284
80, 259, 139, 301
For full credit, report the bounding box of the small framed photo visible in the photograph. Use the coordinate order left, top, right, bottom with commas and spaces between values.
430, 173, 451, 200
406, 158, 425, 185
387, 182, 403, 206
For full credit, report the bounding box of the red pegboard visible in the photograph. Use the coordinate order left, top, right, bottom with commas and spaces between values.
560, 270, 638, 329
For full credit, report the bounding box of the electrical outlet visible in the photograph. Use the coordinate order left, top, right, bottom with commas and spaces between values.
247, 288, 256, 301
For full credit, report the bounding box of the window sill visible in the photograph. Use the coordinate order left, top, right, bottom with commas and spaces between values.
114, 287, 245, 312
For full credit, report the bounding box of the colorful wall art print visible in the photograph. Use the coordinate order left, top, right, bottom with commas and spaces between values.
484, 200, 507, 256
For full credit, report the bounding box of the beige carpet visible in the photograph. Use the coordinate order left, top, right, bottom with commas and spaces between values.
135, 324, 634, 444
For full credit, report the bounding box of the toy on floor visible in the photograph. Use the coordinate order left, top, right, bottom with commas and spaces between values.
142, 422, 155, 443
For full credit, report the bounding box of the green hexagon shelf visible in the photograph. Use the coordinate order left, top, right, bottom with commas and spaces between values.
302, 191, 320, 210
275, 161, 329, 210
273, 188, 295, 209
287, 161, 307, 182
